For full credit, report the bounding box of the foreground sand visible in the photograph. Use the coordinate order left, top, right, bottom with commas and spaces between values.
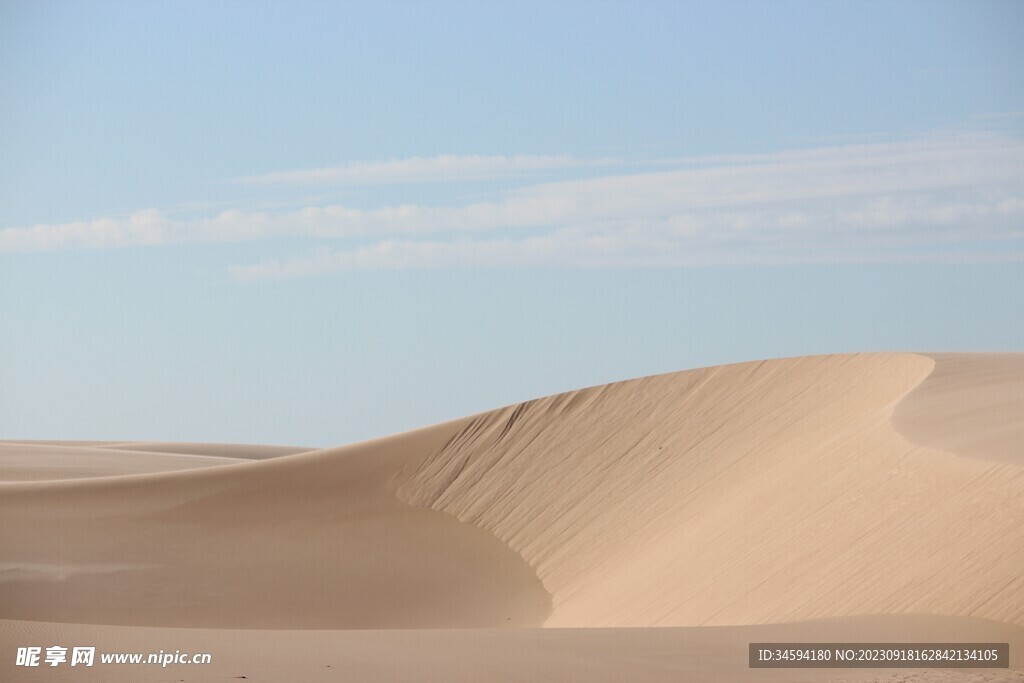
1, 353, 1022, 680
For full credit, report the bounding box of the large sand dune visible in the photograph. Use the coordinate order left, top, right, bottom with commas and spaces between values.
1, 352, 1022, 681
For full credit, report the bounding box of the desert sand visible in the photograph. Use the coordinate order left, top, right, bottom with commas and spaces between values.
1, 352, 1022, 681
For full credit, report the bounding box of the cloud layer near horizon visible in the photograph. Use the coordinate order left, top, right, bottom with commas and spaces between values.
2, 135, 1022, 279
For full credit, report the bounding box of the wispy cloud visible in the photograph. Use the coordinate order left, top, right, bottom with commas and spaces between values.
3, 133, 1023, 279
970, 111, 1024, 122
228, 198, 1024, 280
233, 154, 601, 186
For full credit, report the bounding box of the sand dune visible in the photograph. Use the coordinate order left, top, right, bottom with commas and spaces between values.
0, 442, 246, 481
1, 352, 1021, 680
87, 441, 315, 459
0, 441, 313, 481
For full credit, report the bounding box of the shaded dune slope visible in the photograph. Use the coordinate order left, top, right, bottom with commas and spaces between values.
1, 352, 1021, 631
0, 425, 549, 628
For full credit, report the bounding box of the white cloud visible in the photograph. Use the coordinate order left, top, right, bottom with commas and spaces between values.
0, 208, 278, 253
3, 133, 1023, 278
233, 154, 598, 186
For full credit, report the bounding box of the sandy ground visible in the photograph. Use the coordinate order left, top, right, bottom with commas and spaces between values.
4, 615, 1023, 682
1, 352, 1021, 680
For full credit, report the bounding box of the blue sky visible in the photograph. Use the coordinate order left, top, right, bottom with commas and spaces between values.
1, 0, 1022, 446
